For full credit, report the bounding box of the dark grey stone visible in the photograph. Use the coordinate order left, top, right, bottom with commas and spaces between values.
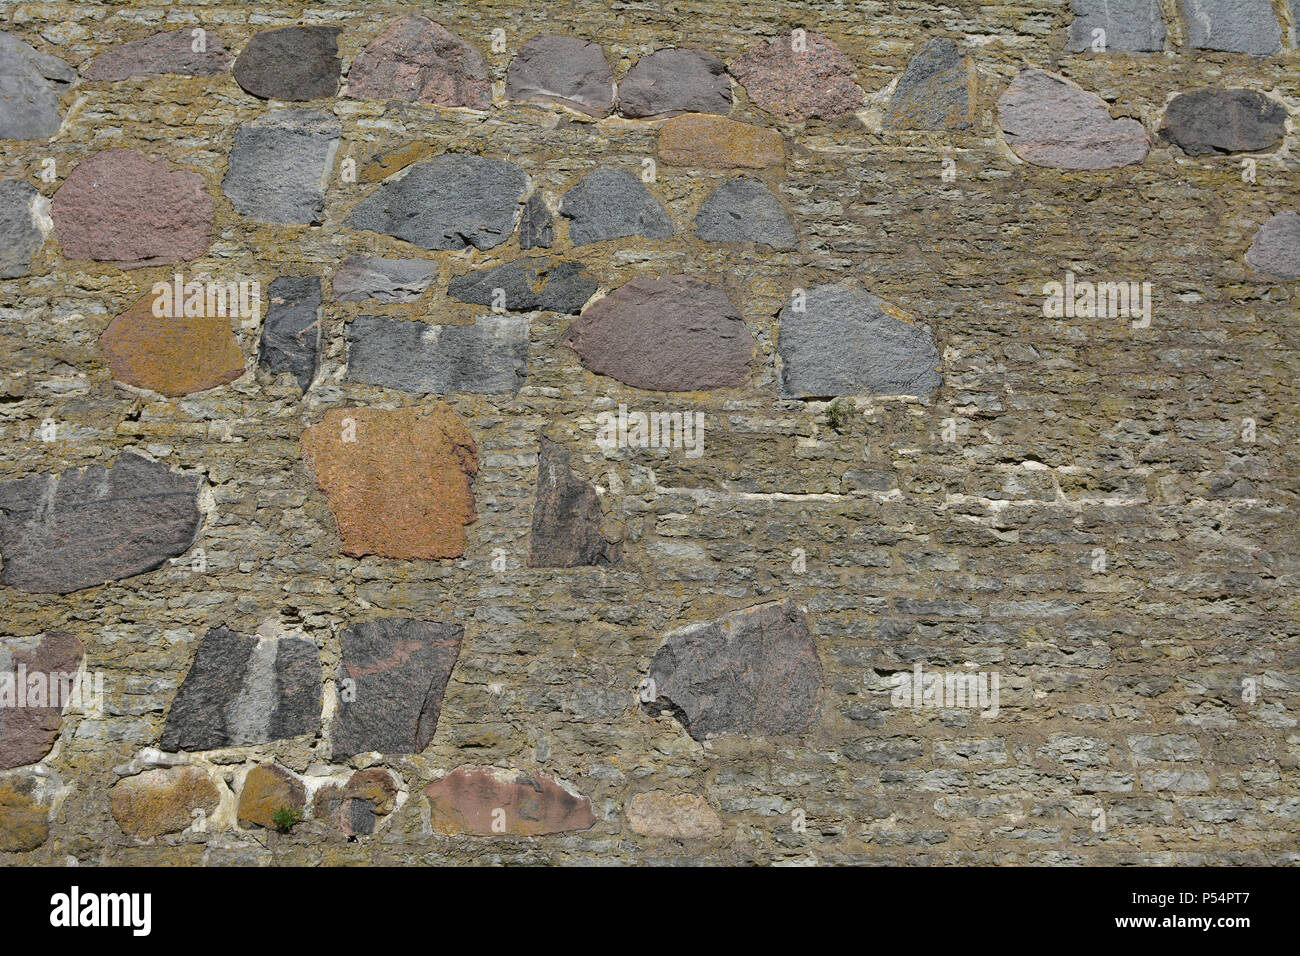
347, 313, 528, 394
618, 47, 731, 118
331, 255, 437, 302
84, 27, 231, 80
1245, 211, 1300, 279
528, 437, 619, 568
222, 109, 340, 225
232, 25, 341, 100
693, 177, 796, 249
447, 258, 596, 313
559, 167, 673, 246
1067, 0, 1166, 52
519, 193, 553, 250
258, 275, 321, 392
0, 179, 44, 279
883, 38, 974, 130
0, 31, 75, 140
505, 34, 614, 116
1159, 88, 1287, 155
1179, 0, 1281, 55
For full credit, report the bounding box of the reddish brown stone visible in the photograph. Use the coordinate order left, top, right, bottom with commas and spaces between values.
657, 113, 784, 169
100, 291, 244, 397
110, 766, 220, 838
346, 15, 489, 109
424, 766, 597, 835
0, 632, 83, 770
730, 31, 864, 122
237, 764, 304, 829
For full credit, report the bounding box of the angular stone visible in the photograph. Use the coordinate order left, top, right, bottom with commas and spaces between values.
0, 31, 75, 140
997, 69, 1149, 170
730, 31, 864, 122
332, 256, 437, 302
258, 275, 321, 393
694, 177, 796, 249
0, 179, 44, 279
627, 790, 722, 838
160, 626, 321, 752
1067, 0, 1166, 52
360, 142, 438, 183
505, 35, 614, 117
101, 292, 244, 397
223, 109, 340, 225
313, 768, 399, 835
883, 38, 974, 131
1159, 88, 1287, 155
618, 48, 731, 118
424, 766, 596, 835
110, 766, 220, 839
233, 25, 341, 101
347, 154, 527, 251
658, 113, 784, 168
0, 453, 201, 594
52, 150, 212, 269
561, 275, 752, 391
84, 28, 231, 80
331, 619, 462, 759
559, 167, 673, 246
519, 193, 553, 250
448, 258, 596, 314
237, 764, 305, 829
346, 15, 489, 109
0, 777, 49, 851
778, 283, 942, 398
300, 405, 478, 559
528, 437, 619, 568
1180, 0, 1281, 55
1245, 211, 1300, 279
644, 599, 822, 740
347, 314, 528, 395
0, 632, 83, 770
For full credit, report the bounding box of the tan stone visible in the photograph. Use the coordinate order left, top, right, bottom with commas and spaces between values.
237, 764, 305, 829
345, 768, 398, 814
626, 790, 722, 839
110, 766, 220, 838
657, 113, 784, 168
361, 142, 439, 182
0, 780, 48, 852
101, 292, 245, 397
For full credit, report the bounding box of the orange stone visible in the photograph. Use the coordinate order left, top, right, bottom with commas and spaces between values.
101, 292, 245, 397
657, 113, 784, 169
360, 142, 439, 183
300, 404, 478, 559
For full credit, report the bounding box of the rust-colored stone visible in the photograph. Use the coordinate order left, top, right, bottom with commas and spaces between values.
237, 763, 305, 829
100, 291, 245, 397
657, 113, 783, 168
423, 766, 596, 835
360, 142, 439, 183
0, 778, 48, 851
110, 766, 220, 838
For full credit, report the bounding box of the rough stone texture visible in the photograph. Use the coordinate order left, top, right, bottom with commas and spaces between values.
645, 600, 822, 740
1067, 0, 1166, 52
258, 275, 321, 393
346, 15, 489, 109
1159, 89, 1287, 156
222, 109, 340, 225
778, 283, 942, 398
51, 149, 212, 268
618, 48, 731, 118
0, 632, 84, 770
997, 69, 1150, 170
314, 768, 399, 835
232, 25, 341, 100
360, 141, 438, 183
1244, 211, 1300, 279
559, 167, 673, 245
528, 437, 619, 568
519, 193, 553, 249
658, 113, 784, 168
110, 766, 220, 838
0, 453, 201, 594
331, 256, 437, 303
331, 619, 462, 759
0, 30, 74, 140
101, 292, 245, 397
505, 35, 614, 117
626, 791, 722, 838
561, 274, 752, 390
447, 258, 596, 314
883, 38, 974, 131
84, 28, 231, 80
0, 179, 45, 279
347, 155, 527, 251
694, 177, 797, 249
237, 764, 305, 829
729, 30, 864, 122
160, 626, 322, 752
424, 767, 597, 835
346, 314, 529, 395
1180, 0, 1281, 55
0, 778, 49, 851
300, 405, 477, 560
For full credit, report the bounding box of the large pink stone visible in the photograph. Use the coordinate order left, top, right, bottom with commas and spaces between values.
424, 767, 597, 835
998, 70, 1150, 170
730, 30, 864, 122
0, 632, 84, 770
345, 15, 490, 109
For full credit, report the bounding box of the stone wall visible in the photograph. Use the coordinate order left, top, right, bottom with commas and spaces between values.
1, 0, 1298, 865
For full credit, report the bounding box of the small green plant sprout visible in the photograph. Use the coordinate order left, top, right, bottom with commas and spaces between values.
826, 398, 855, 434
271, 805, 302, 834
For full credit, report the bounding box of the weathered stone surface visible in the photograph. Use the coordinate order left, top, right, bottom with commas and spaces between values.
300, 405, 477, 560
561, 275, 752, 390
332, 256, 436, 303
313, 768, 399, 835
347, 155, 527, 251
360, 142, 438, 183
52, 149, 212, 268
730, 30, 864, 122
448, 258, 596, 314
528, 437, 619, 568
0, 777, 49, 851
1159, 88, 1287, 155
1180, 0, 1281, 55
0, 179, 44, 279
101, 292, 245, 397
559, 167, 673, 246
110, 766, 220, 838
883, 38, 974, 131
658, 113, 784, 168
424, 766, 596, 835
519, 193, 553, 249
618, 48, 731, 118
0, 31, 75, 140
1067, 0, 1166, 52
644, 599, 822, 740
0, 453, 201, 594
233, 25, 341, 100
258, 275, 321, 393
626, 790, 722, 838
223, 109, 340, 225
160, 626, 321, 752
346, 15, 489, 109
997, 70, 1149, 170
84, 28, 231, 80
1245, 211, 1300, 279
0, 632, 83, 770
237, 764, 305, 829
778, 283, 942, 398
505, 35, 614, 117
332, 619, 462, 759
694, 177, 796, 249
347, 314, 528, 395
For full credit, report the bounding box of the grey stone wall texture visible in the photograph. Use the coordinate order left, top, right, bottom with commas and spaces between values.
0, 0, 1298, 866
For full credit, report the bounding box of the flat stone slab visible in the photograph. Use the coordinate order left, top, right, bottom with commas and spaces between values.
347, 154, 527, 251
111, 766, 220, 838
626, 791, 722, 838
644, 599, 823, 740
300, 405, 478, 560
360, 142, 438, 183
528, 436, 619, 568
223, 109, 340, 225
505, 34, 614, 117
347, 314, 528, 395
658, 113, 784, 168
424, 767, 596, 835
618, 47, 731, 118
1067, 0, 1166, 52
730, 30, 864, 122
332, 256, 436, 303
101, 291, 245, 397
998, 69, 1149, 170
1159, 88, 1287, 155
0, 30, 75, 140
84, 27, 231, 80
883, 38, 974, 131
1180, 0, 1281, 55
233, 25, 341, 100
258, 275, 321, 393
561, 274, 752, 391
52, 149, 212, 269
1245, 211, 1300, 279
447, 257, 596, 314
346, 15, 489, 109
779, 283, 942, 398
0, 179, 45, 279
237, 764, 304, 829
694, 176, 796, 249
0, 632, 84, 770
559, 167, 673, 245
0, 453, 201, 594
519, 193, 553, 249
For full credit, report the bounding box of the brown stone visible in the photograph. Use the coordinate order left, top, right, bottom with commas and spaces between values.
0, 632, 83, 770
345, 768, 398, 814
658, 113, 783, 168
730, 31, 865, 122
626, 790, 722, 839
237, 764, 304, 829
100, 291, 244, 397
360, 142, 439, 183
0, 778, 48, 851
424, 766, 597, 835
110, 766, 220, 839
